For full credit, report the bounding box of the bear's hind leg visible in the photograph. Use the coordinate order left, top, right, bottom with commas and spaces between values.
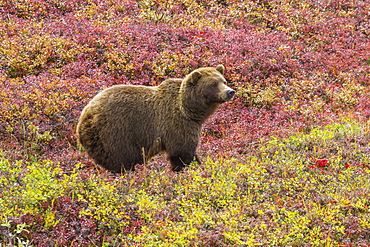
105, 145, 143, 173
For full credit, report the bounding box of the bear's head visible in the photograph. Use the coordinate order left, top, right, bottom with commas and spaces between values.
180, 65, 235, 121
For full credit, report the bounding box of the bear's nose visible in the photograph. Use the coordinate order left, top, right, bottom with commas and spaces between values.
227, 89, 235, 98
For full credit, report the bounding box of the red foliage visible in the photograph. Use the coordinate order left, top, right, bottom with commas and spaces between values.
310, 158, 330, 169
0, 0, 368, 164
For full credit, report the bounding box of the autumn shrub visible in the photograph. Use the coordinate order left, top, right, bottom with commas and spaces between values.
0, 158, 144, 246
1, 119, 369, 245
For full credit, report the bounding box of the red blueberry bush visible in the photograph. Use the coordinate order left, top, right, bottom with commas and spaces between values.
0, 0, 369, 246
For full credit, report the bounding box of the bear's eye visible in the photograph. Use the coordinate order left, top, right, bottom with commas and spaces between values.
212, 82, 218, 87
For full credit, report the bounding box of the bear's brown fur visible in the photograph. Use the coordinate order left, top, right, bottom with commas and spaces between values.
76, 65, 235, 172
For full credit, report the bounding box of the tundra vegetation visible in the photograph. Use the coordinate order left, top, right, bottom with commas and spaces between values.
0, 0, 369, 246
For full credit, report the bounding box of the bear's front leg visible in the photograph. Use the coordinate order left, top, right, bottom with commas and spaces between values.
169, 153, 200, 172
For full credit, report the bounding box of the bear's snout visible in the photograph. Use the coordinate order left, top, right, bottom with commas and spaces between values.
227, 89, 235, 99
222, 86, 235, 101
216, 83, 235, 102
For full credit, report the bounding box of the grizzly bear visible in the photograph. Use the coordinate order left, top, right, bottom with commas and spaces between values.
76, 65, 235, 173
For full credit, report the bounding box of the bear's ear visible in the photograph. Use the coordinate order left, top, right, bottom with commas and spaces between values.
216, 64, 225, 75
188, 71, 201, 85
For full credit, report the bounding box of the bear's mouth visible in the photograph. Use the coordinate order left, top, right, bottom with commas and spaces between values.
215, 97, 233, 104
206, 89, 235, 104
